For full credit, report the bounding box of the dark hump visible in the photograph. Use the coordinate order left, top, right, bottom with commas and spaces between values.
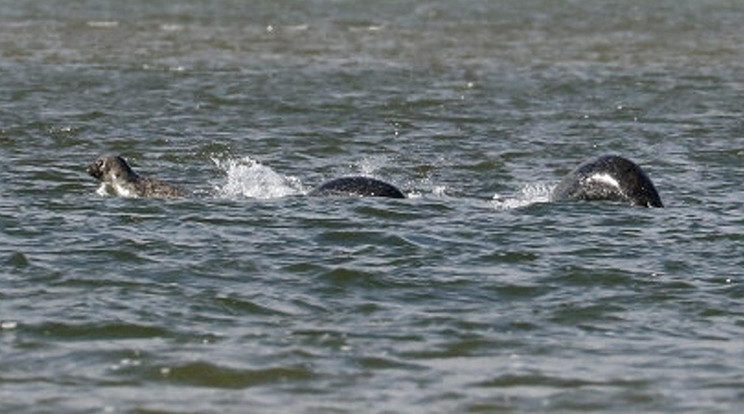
309, 176, 405, 198
551, 155, 663, 208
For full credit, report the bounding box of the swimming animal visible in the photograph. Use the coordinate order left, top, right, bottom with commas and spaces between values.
87, 155, 183, 198
550, 155, 663, 207
309, 176, 405, 198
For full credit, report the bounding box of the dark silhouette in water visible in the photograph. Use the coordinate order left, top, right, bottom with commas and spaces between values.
88, 154, 662, 206
551, 155, 663, 208
309, 176, 405, 198
87, 155, 183, 198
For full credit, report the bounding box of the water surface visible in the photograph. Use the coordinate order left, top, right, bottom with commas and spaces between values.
2, 1, 744, 412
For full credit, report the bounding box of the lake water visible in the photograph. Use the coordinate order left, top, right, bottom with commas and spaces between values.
2, 0, 744, 412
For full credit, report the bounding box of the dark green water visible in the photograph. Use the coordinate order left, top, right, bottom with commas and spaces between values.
2, 1, 744, 412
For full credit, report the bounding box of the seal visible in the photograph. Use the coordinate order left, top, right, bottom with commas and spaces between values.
550, 155, 663, 207
309, 176, 405, 198
87, 155, 183, 198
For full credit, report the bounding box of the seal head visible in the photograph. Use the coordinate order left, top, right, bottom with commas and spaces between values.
87, 155, 182, 198
550, 155, 663, 208
309, 176, 405, 198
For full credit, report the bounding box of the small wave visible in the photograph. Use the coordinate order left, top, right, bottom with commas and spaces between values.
157, 361, 318, 389
491, 182, 554, 210
212, 156, 305, 199
86, 20, 119, 29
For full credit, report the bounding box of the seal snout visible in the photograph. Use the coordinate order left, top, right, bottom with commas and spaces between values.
87, 154, 182, 199
87, 159, 105, 180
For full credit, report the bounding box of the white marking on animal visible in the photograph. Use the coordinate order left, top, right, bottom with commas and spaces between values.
96, 183, 110, 197
113, 182, 137, 198
587, 173, 620, 189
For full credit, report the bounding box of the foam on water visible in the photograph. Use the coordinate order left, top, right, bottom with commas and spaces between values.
491, 182, 555, 210
212, 156, 305, 199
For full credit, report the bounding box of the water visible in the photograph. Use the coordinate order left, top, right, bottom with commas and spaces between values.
2, 0, 744, 412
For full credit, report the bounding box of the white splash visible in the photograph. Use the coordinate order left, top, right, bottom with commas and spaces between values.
432, 185, 448, 197
212, 156, 305, 199
358, 155, 389, 176
491, 182, 554, 210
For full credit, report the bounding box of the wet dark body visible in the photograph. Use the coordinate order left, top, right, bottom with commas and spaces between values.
309, 176, 405, 198
87, 155, 183, 198
551, 155, 663, 208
